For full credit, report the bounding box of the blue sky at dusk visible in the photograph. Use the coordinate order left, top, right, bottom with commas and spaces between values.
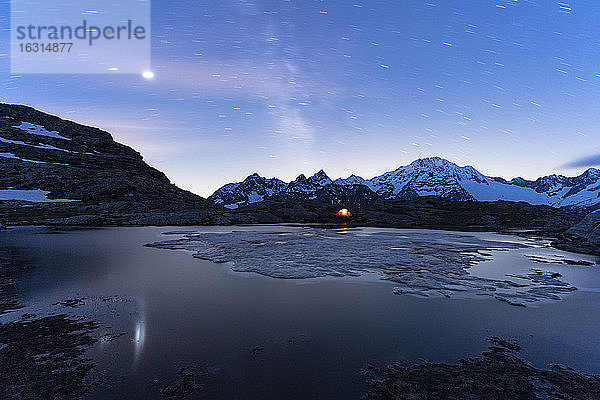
1, 0, 599, 196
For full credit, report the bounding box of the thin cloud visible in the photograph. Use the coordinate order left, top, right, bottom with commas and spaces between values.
564, 154, 600, 168
277, 104, 315, 141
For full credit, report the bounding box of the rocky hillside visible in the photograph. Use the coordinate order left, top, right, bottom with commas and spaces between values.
0, 103, 211, 224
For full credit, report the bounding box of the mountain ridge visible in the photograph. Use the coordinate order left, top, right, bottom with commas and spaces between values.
209, 157, 600, 211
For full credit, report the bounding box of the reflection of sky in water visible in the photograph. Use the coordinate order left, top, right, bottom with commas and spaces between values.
2, 226, 600, 400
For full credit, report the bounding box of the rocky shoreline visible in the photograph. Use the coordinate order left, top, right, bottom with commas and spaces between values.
365, 337, 600, 400
2, 194, 596, 256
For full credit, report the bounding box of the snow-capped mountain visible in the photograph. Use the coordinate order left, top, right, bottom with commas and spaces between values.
363, 157, 486, 201
333, 174, 367, 186
209, 173, 288, 209
209, 170, 335, 209
493, 169, 600, 209
209, 157, 600, 211
284, 170, 333, 197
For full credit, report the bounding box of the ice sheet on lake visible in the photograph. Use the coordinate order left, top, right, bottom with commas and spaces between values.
147, 228, 578, 306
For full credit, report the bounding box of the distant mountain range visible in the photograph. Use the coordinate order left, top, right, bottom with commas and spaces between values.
209, 157, 600, 211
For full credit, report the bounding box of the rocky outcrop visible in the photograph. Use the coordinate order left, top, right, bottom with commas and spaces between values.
312, 184, 383, 208
365, 338, 600, 400
554, 211, 600, 255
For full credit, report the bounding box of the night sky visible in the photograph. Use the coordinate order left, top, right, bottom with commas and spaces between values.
1, 0, 599, 196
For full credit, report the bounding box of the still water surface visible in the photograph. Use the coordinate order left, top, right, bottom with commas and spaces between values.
2, 226, 600, 399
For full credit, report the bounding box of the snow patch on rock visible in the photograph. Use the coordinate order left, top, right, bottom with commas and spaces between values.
0, 189, 75, 202
0, 152, 46, 164
14, 122, 71, 141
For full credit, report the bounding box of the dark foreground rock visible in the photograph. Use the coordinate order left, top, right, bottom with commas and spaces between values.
0, 200, 219, 226
553, 211, 600, 255
365, 338, 600, 400
161, 366, 203, 398
0, 315, 99, 400
1, 194, 584, 233
0, 247, 100, 400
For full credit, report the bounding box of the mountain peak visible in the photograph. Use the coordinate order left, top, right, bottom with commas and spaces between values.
582, 168, 600, 177
335, 174, 367, 186
294, 173, 307, 182
407, 157, 457, 169
209, 172, 288, 209
309, 169, 332, 185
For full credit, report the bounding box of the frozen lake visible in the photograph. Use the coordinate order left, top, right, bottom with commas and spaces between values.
1, 226, 599, 399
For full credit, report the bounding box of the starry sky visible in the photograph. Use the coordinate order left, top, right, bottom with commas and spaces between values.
1, 0, 600, 197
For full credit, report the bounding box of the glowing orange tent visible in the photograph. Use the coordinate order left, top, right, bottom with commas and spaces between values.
336, 208, 352, 217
